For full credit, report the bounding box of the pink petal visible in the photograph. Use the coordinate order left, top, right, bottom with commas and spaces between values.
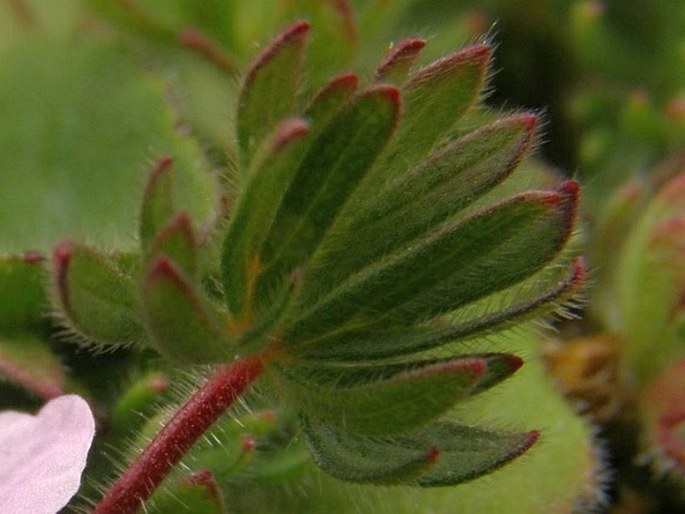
0, 395, 95, 514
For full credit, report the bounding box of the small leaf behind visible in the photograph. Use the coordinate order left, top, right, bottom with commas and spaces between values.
301, 416, 538, 486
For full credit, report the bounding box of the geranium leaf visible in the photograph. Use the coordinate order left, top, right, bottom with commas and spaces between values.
287, 183, 578, 345
300, 415, 438, 485
304, 73, 359, 127
146, 212, 199, 281
300, 114, 538, 302
140, 156, 175, 252
251, 86, 399, 313
359, 43, 491, 195
295, 259, 584, 362
222, 119, 310, 322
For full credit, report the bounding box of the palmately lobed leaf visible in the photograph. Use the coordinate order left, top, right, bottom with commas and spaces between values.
223, 85, 400, 327
284, 182, 578, 351
298, 113, 540, 302
294, 258, 585, 362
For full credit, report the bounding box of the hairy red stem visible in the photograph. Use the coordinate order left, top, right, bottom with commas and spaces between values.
93, 355, 265, 514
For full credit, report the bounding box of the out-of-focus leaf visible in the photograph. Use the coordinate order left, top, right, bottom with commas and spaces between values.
0, 334, 65, 401
0, 254, 46, 333
151, 469, 226, 514
110, 371, 169, 434
146, 213, 199, 281
0, 33, 217, 254
140, 156, 175, 252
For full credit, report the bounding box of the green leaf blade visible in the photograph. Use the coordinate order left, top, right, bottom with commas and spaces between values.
287, 183, 579, 347
300, 114, 539, 303
139, 156, 175, 252
359, 43, 491, 195
237, 21, 310, 164
300, 415, 438, 485
252, 86, 400, 313
146, 212, 199, 281
222, 118, 310, 321
301, 416, 538, 486
276, 356, 493, 436
52, 242, 144, 348
142, 256, 233, 363
296, 258, 585, 362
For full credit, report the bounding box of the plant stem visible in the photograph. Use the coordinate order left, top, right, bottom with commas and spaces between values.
92, 355, 265, 514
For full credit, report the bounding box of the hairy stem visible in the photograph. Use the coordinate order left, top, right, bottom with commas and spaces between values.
92, 355, 266, 514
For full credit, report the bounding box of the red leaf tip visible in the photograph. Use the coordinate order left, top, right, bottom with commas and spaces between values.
504, 354, 524, 373
186, 468, 213, 485
53, 241, 72, 271
329, 72, 359, 90
149, 255, 174, 276
559, 179, 580, 199
155, 156, 173, 171
519, 112, 539, 132
426, 446, 441, 465
375, 85, 401, 104
241, 435, 257, 453
273, 118, 310, 151
286, 20, 311, 37
23, 251, 45, 264
570, 257, 587, 286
